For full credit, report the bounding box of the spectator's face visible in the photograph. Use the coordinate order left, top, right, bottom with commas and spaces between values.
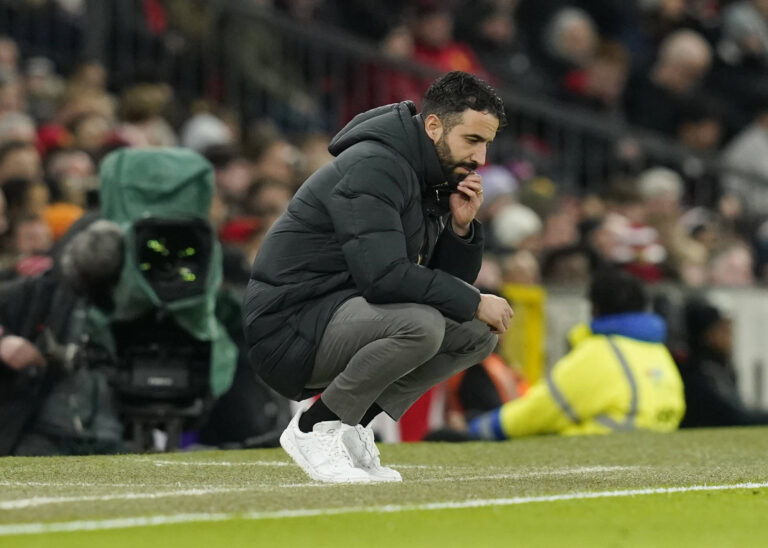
74, 114, 111, 152
501, 249, 540, 284
430, 109, 499, 187
0, 80, 24, 113
416, 11, 453, 49
48, 150, 95, 180
74, 62, 106, 90
253, 141, 300, 186
678, 119, 722, 151
542, 211, 578, 249
561, 20, 597, 65
475, 256, 503, 292
659, 0, 686, 20
667, 55, 710, 92
586, 59, 628, 106
382, 26, 414, 58
480, 14, 514, 46
0, 147, 42, 183
14, 219, 52, 254
704, 318, 733, 356
251, 184, 292, 218
709, 246, 755, 287
216, 159, 252, 200
0, 39, 18, 72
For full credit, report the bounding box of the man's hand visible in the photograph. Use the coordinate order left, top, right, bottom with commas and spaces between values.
0, 335, 46, 371
449, 171, 483, 236
476, 293, 514, 334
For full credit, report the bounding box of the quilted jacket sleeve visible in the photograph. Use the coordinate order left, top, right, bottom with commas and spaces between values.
429, 220, 484, 285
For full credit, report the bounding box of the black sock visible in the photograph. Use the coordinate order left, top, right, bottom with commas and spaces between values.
360, 403, 384, 427
298, 396, 340, 433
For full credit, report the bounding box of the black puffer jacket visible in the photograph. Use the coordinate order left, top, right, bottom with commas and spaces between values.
244, 101, 484, 399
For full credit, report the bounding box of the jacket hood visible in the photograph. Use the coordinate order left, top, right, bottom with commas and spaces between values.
590, 312, 667, 343
329, 101, 446, 192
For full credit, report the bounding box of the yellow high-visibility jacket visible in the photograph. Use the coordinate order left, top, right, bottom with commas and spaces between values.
469, 313, 685, 439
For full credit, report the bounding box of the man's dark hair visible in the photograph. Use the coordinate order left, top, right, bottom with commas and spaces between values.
422, 71, 506, 131
589, 268, 647, 317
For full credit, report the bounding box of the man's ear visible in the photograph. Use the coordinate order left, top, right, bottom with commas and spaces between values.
424, 114, 443, 143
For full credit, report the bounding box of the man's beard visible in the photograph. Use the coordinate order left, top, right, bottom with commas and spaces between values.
435, 137, 478, 189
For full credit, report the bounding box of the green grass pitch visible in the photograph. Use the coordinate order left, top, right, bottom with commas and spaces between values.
1, 427, 767, 547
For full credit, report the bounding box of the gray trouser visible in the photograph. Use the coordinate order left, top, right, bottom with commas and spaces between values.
308, 297, 498, 425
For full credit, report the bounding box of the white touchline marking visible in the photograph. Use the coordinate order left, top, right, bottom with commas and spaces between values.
0, 487, 253, 510
151, 460, 292, 467
145, 461, 632, 472
149, 460, 431, 469
0, 481, 766, 536
0, 481, 146, 488
0, 466, 644, 500
276, 467, 643, 489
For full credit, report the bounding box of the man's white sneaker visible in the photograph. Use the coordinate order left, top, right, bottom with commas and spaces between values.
279, 411, 373, 484
340, 424, 402, 482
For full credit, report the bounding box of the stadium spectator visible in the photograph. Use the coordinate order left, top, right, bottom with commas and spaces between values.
69, 112, 112, 156
721, 102, 768, 217
454, 0, 549, 95
23, 56, 64, 124
181, 112, 234, 153
2, 177, 50, 228
637, 167, 708, 285
536, 7, 599, 92
0, 141, 43, 185
411, 4, 489, 80
561, 40, 630, 115
707, 242, 755, 287
245, 72, 510, 483
468, 268, 685, 439
500, 249, 541, 285
674, 96, 724, 153
0, 69, 24, 116
718, 0, 768, 70
0, 111, 36, 145
624, 29, 712, 137
246, 176, 293, 229
204, 144, 252, 217
602, 183, 667, 282
679, 296, 768, 427
117, 83, 176, 147
248, 135, 302, 189
0, 35, 19, 74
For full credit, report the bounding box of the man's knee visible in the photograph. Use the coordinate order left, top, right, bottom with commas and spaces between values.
396, 304, 445, 356
455, 319, 499, 359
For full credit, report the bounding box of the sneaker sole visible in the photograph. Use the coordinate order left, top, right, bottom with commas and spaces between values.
279, 428, 375, 484
366, 471, 402, 482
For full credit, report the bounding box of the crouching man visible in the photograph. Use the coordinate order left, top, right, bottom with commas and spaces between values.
244, 72, 513, 483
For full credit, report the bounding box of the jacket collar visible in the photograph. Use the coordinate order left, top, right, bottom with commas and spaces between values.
590, 312, 667, 343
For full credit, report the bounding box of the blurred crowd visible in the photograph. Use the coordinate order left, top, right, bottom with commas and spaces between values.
0, 0, 766, 450
0, 0, 767, 293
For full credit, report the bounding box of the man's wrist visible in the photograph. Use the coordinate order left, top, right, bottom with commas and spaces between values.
451, 219, 471, 238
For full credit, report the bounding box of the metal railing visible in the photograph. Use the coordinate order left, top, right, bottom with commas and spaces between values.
1, 0, 768, 209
